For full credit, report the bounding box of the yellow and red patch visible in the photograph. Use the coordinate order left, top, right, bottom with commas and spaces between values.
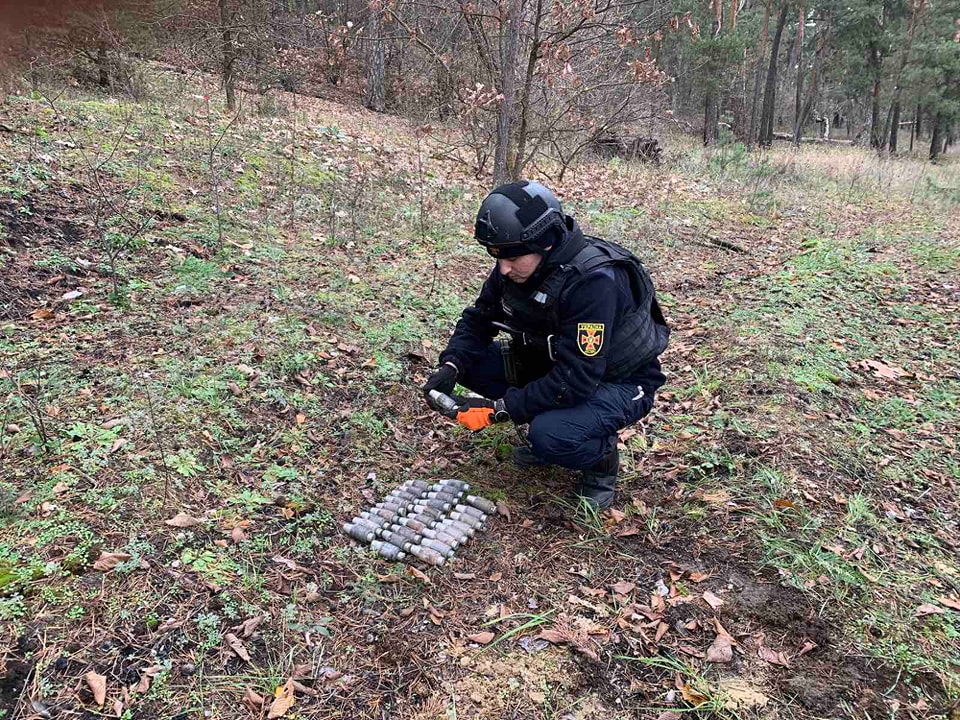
577, 323, 605, 357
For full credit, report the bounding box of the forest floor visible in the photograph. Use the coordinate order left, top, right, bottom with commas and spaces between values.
1, 70, 959, 720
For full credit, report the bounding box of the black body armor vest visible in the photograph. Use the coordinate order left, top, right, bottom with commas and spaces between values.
501, 236, 669, 381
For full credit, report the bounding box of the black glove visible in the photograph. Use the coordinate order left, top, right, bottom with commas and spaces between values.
422, 361, 459, 397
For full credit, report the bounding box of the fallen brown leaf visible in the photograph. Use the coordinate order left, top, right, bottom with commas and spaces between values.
85, 671, 107, 707
164, 512, 202, 528
757, 644, 791, 667
243, 687, 265, 712
406, 566, 431, 583
93, 552, 131, 572
225, 633, 252, 663
233, 615, 264, 639
687, 571, 711, 583
915, 603, 945, 617
936, 596, 960, 612
488, 571, 502, 582
706, 634, 733, 663
267, 679, 295, 718
702, 590, 724, 610
610, 580, 636, 596
467, 631, 495, 644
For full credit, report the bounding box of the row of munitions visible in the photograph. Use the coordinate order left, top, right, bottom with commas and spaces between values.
343, 479, 496, 566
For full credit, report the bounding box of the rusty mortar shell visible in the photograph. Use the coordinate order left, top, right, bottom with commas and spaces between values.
420, 537, 455, 558
408, 544, 445, 566
436, 479, 471, 491
412, 499, 449, 515
342, 523, 375, 543
466, 495, 497, 515
454, 503, 487, 521
374, 501, 409, 516
398, 517, 430, 533
378, 529, 412, 551
427, 490, 462, 504
400, 515, 436, 531
386, 491, 422, 506
435, 520, 469, 544
350, 517, 384, 536
432, 529, 462, 549
440, 518, 475, 538
371, 540, 406, 561
386, 524, 422, 546
364, 507, 401, 523
420, 526, 458, 548
449, 511, 483, 529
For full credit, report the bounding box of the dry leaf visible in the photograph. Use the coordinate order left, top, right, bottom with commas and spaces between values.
453, 572, 476, 580
112, 698, 124, 717
656, 712, 682, 720
267, 678, 295, 718
164, 512, 202, 528
687, 571, 711, 583
915, 603, 945, 617
406, 566, 431, 583
757, 645, 791, 667
702, 590, 724, 610
236, 363, 257, 377
489, 571, 503, 582
295, 413, 306, 425
131, 665, 163, 694
860, 359, 909, 380
496, 501, 511, 520
243, 687, 265, 712
225, 633, 252, 663
679, 683, 709, 706
230, 526, 248, 543
678, 644, 705, 658
610, 580, 636, 596
85, 671, 107, 707
93, 551, 131, 572
719, 679, 769, 710
233, 616, 264, 639
467, 631, 495, 645
537, 629, 567, 644
706, 634, 733, 663
935, 596, 960, 612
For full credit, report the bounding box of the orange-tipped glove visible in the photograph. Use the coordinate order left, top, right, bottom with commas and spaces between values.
452, 396, 510, 431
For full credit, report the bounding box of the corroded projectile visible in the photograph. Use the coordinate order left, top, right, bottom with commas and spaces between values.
411, 501, 447, 517
440, 518, 475, 538
420, 526, 459, 548
379, 530, 411, 551
374, 501, 408, 516
350, 517, 383, 536
386, 524, 422, 546
454, 504, 487, 522
449, 511, 483, 529
407, 513, 441, 528
404, 479, 431, 491
436, 479, 470, 492
435, 521, 469, 544
363, 507, 401, 523
427, 490, 462, 504
466, 495, 497, 515
420, 537, 455, 558
399, 516, 434, 532
371, 540, 406, 561
408, 544, 445, 566
343, 523, 375, 543
387, 490, 423, 505
414, 498, 451, 513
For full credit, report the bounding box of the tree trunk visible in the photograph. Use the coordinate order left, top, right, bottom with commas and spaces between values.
867, 43, 882, 147
493, 0, 522, 186
704, 92, 718, 145
748, 3, 770, 148
511, 0, 543, 179
759, 4, 789, 147
366, 1, 386, 112
219, 0, 236, 111
793, 7, 805, 139
929, 111, 942, 161
97, 43, 109, 88
889, 100, 900, 152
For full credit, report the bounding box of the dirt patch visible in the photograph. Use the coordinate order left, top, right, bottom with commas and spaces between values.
727, 573, 831, 648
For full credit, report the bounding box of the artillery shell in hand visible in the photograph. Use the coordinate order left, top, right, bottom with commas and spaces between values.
408, 544, 445, 566
371, 540, 406, 561
343, 523, 375, 543
466, 495, 497, 514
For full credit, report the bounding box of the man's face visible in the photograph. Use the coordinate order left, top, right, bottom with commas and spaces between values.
497, 251, 546, 284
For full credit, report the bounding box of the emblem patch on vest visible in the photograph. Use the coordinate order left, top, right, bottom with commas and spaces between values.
577, 323, 605, 357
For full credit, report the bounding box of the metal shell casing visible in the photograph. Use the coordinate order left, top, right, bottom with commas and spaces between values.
371, 540, 406, 561
408, 544, 445, 566
343, 523, 375, 543
454, 504, 487, 521
466, 495, 497, 514
421, 538, 455, 558
449, 511, 482, 529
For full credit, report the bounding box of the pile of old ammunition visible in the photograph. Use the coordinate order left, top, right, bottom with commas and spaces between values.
343, 479, 496, 567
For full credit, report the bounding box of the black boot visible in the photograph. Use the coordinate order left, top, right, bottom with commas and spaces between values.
512, 445, 549, 469
576, 446, 618, 510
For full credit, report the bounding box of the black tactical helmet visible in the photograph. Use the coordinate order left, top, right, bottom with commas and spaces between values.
474, 181, 566, 258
